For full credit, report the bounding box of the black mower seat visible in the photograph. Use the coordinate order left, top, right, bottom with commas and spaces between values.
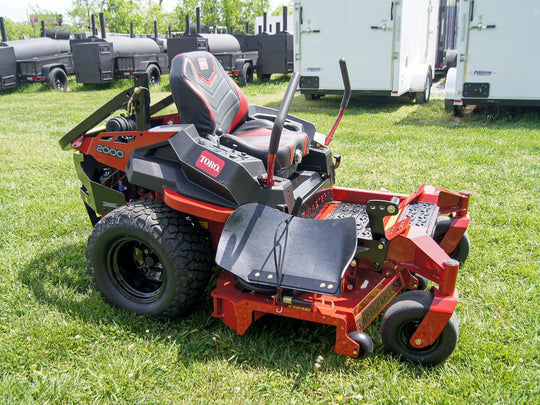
215, 203, 357, 296
169, 51, 309, 172
221, 120, 309, 170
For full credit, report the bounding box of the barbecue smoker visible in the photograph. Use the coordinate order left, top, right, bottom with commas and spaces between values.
235, 8, 294, 82
168, 8, 258, 86
71, 14, 169, 86
0, 18, 74, 91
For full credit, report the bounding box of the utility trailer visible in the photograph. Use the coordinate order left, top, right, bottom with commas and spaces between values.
0, 18, 74, 91
235, 8, 294, 82
294, 0, 440, 103
444, 0, 540, 109
167, 8, 258, 86
71, 14, 169, 86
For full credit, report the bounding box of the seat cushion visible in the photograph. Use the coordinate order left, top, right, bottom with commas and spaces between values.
221, 119, 309, 171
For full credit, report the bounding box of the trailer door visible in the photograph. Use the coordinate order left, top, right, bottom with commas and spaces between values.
462, 0, 540, 101
295, 0, 396, 92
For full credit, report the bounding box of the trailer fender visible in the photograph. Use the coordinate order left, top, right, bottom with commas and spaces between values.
233, 59, 253, 73
444, 67, 457, 107
40, 64, 67, 78
135, 61, 160, 74
410, 64, 432, 92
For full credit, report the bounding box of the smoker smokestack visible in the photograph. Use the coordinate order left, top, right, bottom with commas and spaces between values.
276, 22, 281, 33
263, 12, 267, 33
91, 15, 97, 36
196, 7, 201, 34
168, 25, 171, 38
283, 6, 288, 32
99, 13, 106, 39
0, 17, 6, 43
41, 21, 46, 37
245, 22, 249, 34
185, 15, 190, 35
154, 21, 158, 39
130, 22, 134, 38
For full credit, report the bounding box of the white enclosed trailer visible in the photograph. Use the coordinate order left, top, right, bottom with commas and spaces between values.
445, 0, 540, 109
294, 0, 440, 103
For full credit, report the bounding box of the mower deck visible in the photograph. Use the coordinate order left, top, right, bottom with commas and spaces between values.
212, 269, 398, 358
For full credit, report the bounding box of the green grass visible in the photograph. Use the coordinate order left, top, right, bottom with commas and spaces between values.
0, 76, 539, 403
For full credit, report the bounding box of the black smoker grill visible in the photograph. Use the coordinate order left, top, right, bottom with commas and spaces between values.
71, 14, 169, 85
0, 18, 74, 91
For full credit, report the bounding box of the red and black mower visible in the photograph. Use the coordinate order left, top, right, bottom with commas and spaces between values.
59, 50, 470, 365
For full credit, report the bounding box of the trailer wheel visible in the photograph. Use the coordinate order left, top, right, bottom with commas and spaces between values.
47, 68, 68, 91
381, 290, 459, 366
304, 93, 321, 101
237, 62, 253, 87
86, 200, 212, 319
259, 73, 271, 83
415, 73, 432, 104
433, 216, 470, 264
146, 65, 161, 86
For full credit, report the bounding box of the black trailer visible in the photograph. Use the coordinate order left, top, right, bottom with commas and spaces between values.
71, 14, 169, 85
167, 8, 258, 86
0, 18, 74, 91
235, 8, 293, 82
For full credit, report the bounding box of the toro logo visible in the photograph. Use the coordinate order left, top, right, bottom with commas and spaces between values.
196, 151, 224, 177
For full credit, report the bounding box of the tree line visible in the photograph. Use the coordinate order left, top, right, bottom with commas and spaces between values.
3, 0, 291, 41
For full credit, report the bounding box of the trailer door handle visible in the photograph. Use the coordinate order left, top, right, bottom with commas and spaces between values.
390, 1, 394, 21
470, 24, 496, 30
371, 24, 391, 31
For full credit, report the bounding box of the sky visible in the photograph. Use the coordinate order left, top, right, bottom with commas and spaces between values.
1, 0, 287, 23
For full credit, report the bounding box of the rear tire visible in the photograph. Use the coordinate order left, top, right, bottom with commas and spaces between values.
146, 65, 161, 86
381, 290, 459, 366
86, 200, 212, 319
47, 67, 68, 91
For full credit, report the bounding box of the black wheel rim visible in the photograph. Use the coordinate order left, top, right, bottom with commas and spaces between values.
397, 320, 438, 354
149, 69, 159, 85
55, 74, 67, 90
107, 237, 166, 303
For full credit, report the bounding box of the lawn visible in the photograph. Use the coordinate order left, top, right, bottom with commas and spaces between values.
0, 77, 538, 403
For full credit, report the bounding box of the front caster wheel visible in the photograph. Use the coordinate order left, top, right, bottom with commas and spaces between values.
381, 291, 459, 366
348, 331, 374, 358
86, 200, 212, 319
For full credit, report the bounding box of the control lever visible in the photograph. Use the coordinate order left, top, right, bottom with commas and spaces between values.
323, 59, 351, 146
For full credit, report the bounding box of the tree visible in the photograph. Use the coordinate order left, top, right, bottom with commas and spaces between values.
172, 0, 270, 33
1, 18, 39, 41
66, 0, 272, 36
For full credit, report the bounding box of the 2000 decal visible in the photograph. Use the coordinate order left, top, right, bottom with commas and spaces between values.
96, 144, 125, 159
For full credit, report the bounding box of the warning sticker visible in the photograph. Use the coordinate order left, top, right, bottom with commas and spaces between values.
198, 57, 209, 71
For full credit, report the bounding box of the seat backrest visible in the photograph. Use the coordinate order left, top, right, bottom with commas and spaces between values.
169, 51, 248, 137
